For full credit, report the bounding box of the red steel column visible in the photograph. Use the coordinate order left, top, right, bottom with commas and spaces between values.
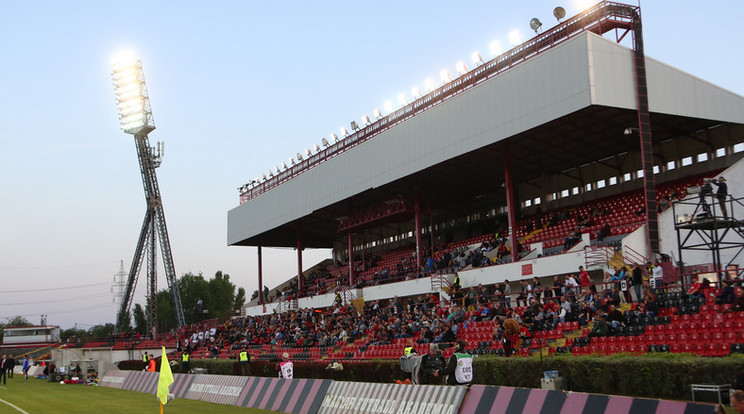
348, 232, 355, 286
257, 246, 264, 304
430, 215, 435, 255
414, 188, 423, 269
502, 143, 518, 262
296, 229, 303, 293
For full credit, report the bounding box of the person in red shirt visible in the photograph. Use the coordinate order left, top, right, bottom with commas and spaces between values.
579, 266, 595, 293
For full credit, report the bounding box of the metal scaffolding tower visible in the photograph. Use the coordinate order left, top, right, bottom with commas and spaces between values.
111, 55, 185, 335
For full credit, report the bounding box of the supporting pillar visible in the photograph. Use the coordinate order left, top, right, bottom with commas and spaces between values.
414, 187, 423, 269
501, 142, 519, 262
257, 246, 264, 304
430, 215, 435, 255
296, 229, 304, 294
631, 13, 659, 257
348, 232, 355, 286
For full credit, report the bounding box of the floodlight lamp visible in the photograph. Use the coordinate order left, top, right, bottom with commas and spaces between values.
350, 121, 359, 131
384, 101, 395, 114
262, 173, 268, 181
397, 93, 407, 106
553, 6, 566, 21
111, 53, 154, 135
455, 61, 467, 75
424, 78, 436, 92
340, 127, 349, 136
268, 169, 274, 177
361, 115, 372, 125
624, 127, 639, 135
411, 86, 422, 99
489, 40, 503, 57
372, 108, 383, 119
275, 165, 281, 173
254, 176, 261, 184
306, 148, 312, 157
331, 133, 339, 142
282, 161, 289, 169
314, 143, 321, 152
509, 30, 523, 46
290, 157, 297, 165
440, 69, 452, 84
471, 51, 483, 65
529, 18, 542, 33
322, 138, 330, 147
296, 152, 304, 161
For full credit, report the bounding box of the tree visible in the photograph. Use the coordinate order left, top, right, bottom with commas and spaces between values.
88, 323, 115, 339
234, 287, 246, 313
61, 327, 88, 342
178, 272, 210, 324
133, 304, 147, 335
156, 290, 176, 332
4, 316, 32, 327
251, 290, 259, 301
117, 310, 133, 333
208, 271, 236, 320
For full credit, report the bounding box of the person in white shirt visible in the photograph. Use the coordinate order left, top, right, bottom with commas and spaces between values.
277, 352, 293, 379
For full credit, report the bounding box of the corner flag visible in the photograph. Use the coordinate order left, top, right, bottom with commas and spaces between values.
157, 346, 174, 406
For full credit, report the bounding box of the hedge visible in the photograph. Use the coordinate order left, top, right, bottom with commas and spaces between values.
118, 354, 744, 400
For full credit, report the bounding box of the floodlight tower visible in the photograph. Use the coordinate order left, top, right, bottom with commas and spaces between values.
111, 53, 185, 336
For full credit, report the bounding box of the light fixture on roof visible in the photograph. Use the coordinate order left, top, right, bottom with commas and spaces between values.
384, 101, 395, 114
340, 127, 349, 137
553, 6, 566, 21
262, 173, 267, 181
509, 30, 523, 46
305, 148, 312, 157
372, 108, 383, 119
331, 133, 339, 142
397, 93, 407, 106
321, 138, 330, 147
313, 143, 321, 152
254, 176, 261, 184
296, 152, 304, 161
290, 157, 296, 166
455, 61, 467, 75
275, 165, 281, 174
624, 127, 640, 135
350, 120, 359, 131
529, 18, 543, 33
424, 78, 436, 92
489, 40, 503, 57
361, 114, 371, 125
268, 169, 274, 177
411, 86, 422, 99
471, 51, 483, 66
282, 161, 289, 169
440, 69, 452, 84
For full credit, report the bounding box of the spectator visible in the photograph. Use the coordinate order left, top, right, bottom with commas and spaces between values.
716, 280, 736, 305
597, 222, 611, 241
588, 313, 608, 337
711, 177, 728, 219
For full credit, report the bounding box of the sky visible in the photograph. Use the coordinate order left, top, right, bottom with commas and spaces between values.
1, 0, 742, 330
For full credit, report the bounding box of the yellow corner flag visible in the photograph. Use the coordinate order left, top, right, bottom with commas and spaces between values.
157, 346, 174, 406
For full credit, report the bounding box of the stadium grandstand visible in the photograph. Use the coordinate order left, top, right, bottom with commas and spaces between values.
78, 2, 744, 364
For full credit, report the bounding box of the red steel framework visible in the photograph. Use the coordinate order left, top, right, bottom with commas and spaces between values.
239, 1, 642, 205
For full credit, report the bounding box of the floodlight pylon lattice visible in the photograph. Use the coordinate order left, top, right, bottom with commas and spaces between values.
111, 55, 185, 336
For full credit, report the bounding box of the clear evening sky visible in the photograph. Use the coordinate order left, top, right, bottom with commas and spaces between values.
1, 1, 742, 329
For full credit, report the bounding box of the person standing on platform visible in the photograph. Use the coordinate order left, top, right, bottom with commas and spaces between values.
239, 349, 250, 375
180, 350, 190, 373
277, 352, 293, 379
444, 339, 472, 386
712, 177, 728, 219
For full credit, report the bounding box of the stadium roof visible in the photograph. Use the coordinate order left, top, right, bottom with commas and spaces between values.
228, 31, 744, 249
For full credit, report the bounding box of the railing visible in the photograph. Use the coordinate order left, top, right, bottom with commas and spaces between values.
238, 1, 639, 204
622, 244, 648, 266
